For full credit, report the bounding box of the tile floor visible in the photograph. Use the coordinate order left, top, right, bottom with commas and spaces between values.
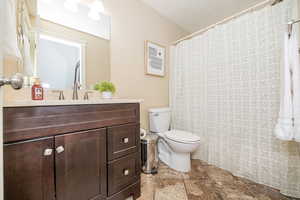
138, 160, 299, 200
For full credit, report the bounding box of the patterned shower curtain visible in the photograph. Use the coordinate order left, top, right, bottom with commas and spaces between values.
170, 0, 300, 197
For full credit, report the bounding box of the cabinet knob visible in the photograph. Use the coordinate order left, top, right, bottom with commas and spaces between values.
56, 146, 65, 154
123, 137, 129, 144
123, 169, 130, 176
44, 148, 53, 156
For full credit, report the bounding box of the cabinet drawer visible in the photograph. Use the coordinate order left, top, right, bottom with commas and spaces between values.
108, 152, 141, 196
107, 123, 140, 160
107, 181, 140, 200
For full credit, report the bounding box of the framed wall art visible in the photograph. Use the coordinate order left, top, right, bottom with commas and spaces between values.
145, 41, 166, 77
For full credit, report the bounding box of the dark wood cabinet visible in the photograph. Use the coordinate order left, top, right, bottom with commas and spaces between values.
4, 103, 139, 143
4, 137, 55, 200
3, 103, 141, 200
107, 182, 141, 200
108, 152, 141, 196
55, 129, 107, 200
107, 123, 140, 161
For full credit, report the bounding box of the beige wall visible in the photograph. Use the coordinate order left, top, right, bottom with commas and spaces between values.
38, 20, 111, 88
105, 0, 188, 130
3, 56, 20, 77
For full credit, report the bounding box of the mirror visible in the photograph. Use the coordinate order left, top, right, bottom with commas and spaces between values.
36, 19, 110, 90
37, 34, 84, 90
6, 0, 111, 90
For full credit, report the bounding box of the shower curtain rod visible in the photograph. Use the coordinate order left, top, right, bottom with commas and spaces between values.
172, 0, 282, 45
288, 19, 300, 39
289, 19, 300, 25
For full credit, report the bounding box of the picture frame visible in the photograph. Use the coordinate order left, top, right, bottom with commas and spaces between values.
145, 41, 166, 77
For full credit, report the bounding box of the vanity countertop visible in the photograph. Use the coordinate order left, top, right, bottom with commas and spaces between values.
4, 98, 143, 107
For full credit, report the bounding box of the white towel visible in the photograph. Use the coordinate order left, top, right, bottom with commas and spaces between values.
291, 27, 300, 142
275, 30, 295, 141
275, 25, 300, 142
1, 0, 22, 58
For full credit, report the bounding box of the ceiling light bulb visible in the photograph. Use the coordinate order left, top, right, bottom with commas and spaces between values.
91, 0, 104, 13
64, 0, 79, 12
88, 9, 101, 21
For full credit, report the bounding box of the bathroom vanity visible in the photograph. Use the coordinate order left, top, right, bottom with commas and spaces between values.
3, 102, 141, 200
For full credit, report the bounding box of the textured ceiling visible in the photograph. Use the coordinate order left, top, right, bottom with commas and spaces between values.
140, 0, 267, 33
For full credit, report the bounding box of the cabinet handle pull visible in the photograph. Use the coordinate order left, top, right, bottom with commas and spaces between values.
56, 146, 65, 154
123, 137, 129, 143
44, 148, 53, 156
123, 169, 130, 176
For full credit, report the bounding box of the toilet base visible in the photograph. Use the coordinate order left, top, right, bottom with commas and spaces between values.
169, 152, 191, 172
157, 139, 191, 172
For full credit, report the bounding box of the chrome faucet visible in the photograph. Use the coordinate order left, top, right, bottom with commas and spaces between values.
72, 61, 81, 100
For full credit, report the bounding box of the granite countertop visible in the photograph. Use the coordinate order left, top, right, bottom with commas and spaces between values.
4, 98, 143, 107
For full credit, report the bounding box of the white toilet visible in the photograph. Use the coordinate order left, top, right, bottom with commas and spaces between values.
149, 107, 200, 172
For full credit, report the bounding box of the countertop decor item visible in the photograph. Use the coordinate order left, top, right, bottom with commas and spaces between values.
94, 81, 116, 99
145, 41, 166, 77
31, 78, 43, 101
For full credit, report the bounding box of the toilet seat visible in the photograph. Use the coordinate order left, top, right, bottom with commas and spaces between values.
164, 130, 200, 144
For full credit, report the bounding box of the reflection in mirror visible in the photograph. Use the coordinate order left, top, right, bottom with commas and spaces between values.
5, 0, 111, 91
35, 19, 111, 90
37, 34, 85, 90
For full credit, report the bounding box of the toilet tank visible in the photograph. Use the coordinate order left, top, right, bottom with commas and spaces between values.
149, 107, 171, 133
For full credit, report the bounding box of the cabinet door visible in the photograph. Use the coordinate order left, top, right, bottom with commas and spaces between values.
55, 129, 107, 200
4, 137, 55, 200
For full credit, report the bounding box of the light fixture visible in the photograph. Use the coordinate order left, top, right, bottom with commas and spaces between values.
41, 0, 52, 4
62, 0, 105, 20
88, 9, 101, 21
64, 0, 79, 12
87, 0, 104, 21
90, 0, 104, 13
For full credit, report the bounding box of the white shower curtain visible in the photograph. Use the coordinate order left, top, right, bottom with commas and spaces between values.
171, 0, 300, 198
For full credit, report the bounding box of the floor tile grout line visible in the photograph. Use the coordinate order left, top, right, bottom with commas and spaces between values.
152, 176, 156, 200
181, 172, 189, 200
138, 160, 296, 200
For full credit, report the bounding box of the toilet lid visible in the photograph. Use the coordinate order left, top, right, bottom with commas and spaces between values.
165, 130, 200, 143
